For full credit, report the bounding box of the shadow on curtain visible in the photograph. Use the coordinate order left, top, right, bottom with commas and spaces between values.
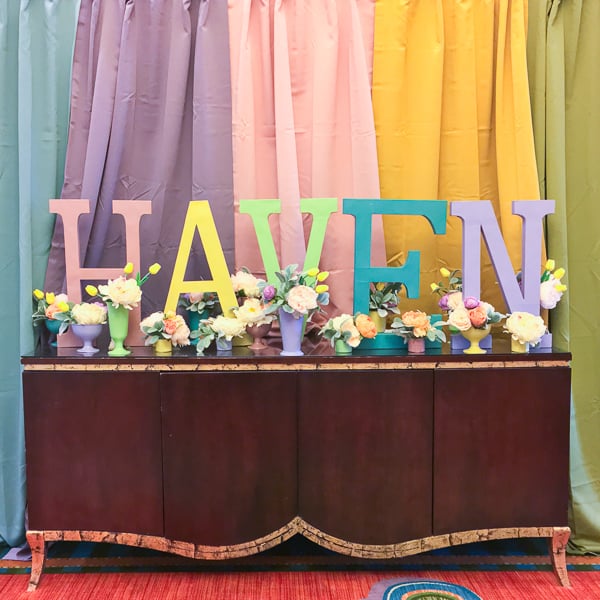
373, 0, 541, 315
44, 0, 235, 313
528, 0, 600, 553
0, 0, 79, 546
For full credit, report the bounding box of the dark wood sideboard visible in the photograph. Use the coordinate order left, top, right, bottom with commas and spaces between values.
22, 340, 571, 590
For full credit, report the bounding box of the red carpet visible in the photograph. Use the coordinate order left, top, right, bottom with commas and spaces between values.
2, 570, 600, 600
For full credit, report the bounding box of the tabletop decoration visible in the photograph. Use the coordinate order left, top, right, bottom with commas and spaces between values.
32, 290, 72, 346
504, 311, 547, 353
391, 310, 446, 353
140, 310, 190, 354
192, 315, 246, 355
320, 313, 377, 354
70, 293, 107, 354
368, 282, 402, 332
98, 262, 161, 356
179, 291, 219, 343
261, 264, 330, 356
234, 298, 276, 350
446, 297, 504, 354
537, 259, 567, 347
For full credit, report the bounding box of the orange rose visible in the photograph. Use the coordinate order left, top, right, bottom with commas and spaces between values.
355, 314, 377, 339
468, 305, 488, 328
400, 310, 430, 330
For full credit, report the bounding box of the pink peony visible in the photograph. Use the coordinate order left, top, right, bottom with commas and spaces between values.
287, 285, 318, 315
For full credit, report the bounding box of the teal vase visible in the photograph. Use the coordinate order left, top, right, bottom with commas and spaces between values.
107, 304, 131, 357
45, 319, 62, 348
187, 309, 208, 345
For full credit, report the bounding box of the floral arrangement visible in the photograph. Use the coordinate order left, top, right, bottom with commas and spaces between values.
32, 290, 72, 333
320, 313, 377, 348
70, 302, 107, 325
98, 262, 161, 309
140, 310, 190, 347
391, 310, 446, 343
446, 295, 504, 332
540, 259, 567, 310
178, 291, 219, 315
504, 311, 547, 347
261, 264, 329, 319
369, 282, 402, 318
234, 298, 276, 327
192, 315, 246, 354
230, 268, 264, 300
430, 266, 462, 299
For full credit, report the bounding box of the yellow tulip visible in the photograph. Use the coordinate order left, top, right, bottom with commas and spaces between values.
375, 282, 385, 291
553, 267, 565, 280
440, 267, 451, 278
33, 289, 44, 300
305, 267, 319, 277
57, 302, 70, 312
123, 262, 134, 274
315, 284, 329, 294
430, 283, 439, 292
545, 259, 556, 271
556, 284, 567, 292
316, 270, 329, 282
148, 263, 161, 275
85, 285, 98, 297
45, 292, 55, 304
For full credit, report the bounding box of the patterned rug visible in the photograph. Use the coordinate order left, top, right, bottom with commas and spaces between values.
364, 578, 482, 600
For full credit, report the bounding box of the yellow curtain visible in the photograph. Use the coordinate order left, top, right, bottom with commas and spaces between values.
373, 0, 540, 314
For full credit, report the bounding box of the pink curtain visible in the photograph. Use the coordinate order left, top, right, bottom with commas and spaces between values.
229, 0, 385, 318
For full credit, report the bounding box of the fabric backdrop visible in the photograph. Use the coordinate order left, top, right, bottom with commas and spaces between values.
528, 0, 600, 554
373, 0, 541, 315
0, 0, 80, 546
45, 0, 235, 313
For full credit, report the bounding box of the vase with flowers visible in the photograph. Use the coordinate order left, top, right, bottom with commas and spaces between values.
504, 311, 547, 353
140, 310, 190, 355
230, 269, 266, 346
368, 282, 402, 332
391, 310, 446, 354
98, 262, 161, 356
261, 264, 330, 356
320, 313, 377, 355
192, 315, 246, 355
32, 290, 72, 347
70, 296, 107, 354
538, 259, 567, 347
179, 291, 219, 343
446, 296, 504, 354
234, 297, 276, 350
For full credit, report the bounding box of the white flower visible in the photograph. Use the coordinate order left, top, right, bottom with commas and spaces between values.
505, 312, 547, 345
287, 285, 318, 315
234, 298, 275, 326
540, 277, 565, 310
139, 312, 165, 331
447, 306, 472, 331
98, 276, 141, 309
230, 271, 262, 298
210, 315, 246, 340
71, 302, 107, 325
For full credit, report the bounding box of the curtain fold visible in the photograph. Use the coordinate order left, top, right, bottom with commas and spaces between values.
0, 0, 79, 546
373, 0, 540, 314
45, 0, 235, 312
228, 0, 385, 318
528, 0, 600, 554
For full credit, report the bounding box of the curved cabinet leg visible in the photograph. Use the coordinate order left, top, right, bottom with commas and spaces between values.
549, 527, 570, 587
26, 531, 46, 592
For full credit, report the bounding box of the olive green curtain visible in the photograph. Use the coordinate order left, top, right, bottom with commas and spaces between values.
528, 0, 600, 553
0, 0, 79, 546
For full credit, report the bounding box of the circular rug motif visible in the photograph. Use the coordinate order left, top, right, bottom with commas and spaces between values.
364, 578, 483, 600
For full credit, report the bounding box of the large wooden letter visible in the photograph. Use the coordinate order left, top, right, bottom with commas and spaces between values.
164, 201, 238, 316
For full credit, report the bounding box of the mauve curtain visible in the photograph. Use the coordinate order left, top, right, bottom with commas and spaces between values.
45, 0, 234, 311
228, 0, 385, 318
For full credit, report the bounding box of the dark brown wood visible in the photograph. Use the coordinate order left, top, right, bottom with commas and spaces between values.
433, 367, 571, 534
298, 370, 433, 544
161, 371, 297, 546
23, 372, 164, 536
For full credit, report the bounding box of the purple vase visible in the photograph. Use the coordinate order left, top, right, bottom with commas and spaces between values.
278, 310, 304, 356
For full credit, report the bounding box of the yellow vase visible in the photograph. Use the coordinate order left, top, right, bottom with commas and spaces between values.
510, 338, 529, 353
154, 338, 172, 355
369, 310, 386, 333
462, 325, 491, 354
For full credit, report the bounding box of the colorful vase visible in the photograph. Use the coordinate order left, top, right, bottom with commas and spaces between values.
461, 325, 491, 354
107, 304, 131, 357
278, 309, 304, 356
71, 323, 103, 354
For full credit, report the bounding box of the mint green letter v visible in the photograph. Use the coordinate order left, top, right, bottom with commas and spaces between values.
239, 198, 338, 281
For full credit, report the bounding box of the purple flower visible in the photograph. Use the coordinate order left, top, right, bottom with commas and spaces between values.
463, 296, 480, 309
438, 294, 450, 310
262, 285, 276, 302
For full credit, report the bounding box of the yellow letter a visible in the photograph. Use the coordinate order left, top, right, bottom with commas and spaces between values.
164, 201, 237, 316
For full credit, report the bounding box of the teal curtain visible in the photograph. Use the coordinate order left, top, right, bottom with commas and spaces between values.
0, 0, 79, 546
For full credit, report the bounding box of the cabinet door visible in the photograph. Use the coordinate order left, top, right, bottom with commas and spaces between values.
161, 371, 297, 546
434, 367, 571, 534
24, 372, 163, 535
298, 370, 433, 545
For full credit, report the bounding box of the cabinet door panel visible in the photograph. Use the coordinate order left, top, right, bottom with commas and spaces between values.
298, 370, 433, 544
161, 372, 297, 546
434, 367, 571, 534
24, 372, 163, 535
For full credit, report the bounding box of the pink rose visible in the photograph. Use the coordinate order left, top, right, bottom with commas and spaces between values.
468, 305, 488, 328
448, 306, 472, 331
287, 285, 318, 315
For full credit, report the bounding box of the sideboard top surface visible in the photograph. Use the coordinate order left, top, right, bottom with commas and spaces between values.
22, 337, 571, 372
